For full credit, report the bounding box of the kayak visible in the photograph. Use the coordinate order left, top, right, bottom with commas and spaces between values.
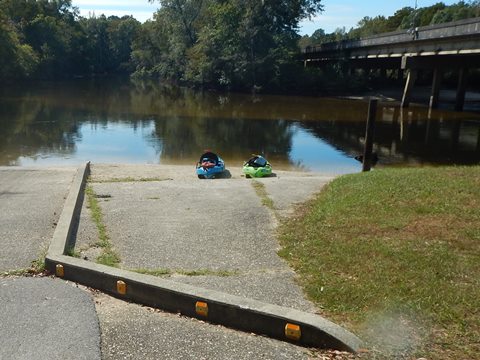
196, 151, 225, 179
243, 155, 272, 178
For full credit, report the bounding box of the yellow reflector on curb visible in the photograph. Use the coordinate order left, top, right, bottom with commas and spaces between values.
55, 264, 64, 277
285, 323, 301, 341
195, 301, 208, 317
117, 280, 127, 295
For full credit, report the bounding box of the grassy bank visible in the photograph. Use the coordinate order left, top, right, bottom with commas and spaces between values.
279, 166, 480, 359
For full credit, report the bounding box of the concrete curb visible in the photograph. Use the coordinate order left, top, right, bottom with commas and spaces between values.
47, 162, 90, 258
45, 163, 362, 352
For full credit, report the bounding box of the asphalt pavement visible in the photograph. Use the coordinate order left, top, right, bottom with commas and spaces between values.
95, 292, 311, 360
0, 167, 101, 360
0, 277, 101, 360
0, 167, 75, 271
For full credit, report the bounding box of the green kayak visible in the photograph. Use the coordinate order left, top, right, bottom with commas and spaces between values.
243, 155, 272, 178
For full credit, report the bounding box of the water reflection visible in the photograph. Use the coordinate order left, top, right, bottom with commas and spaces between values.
301, 106, 480, 167
0, 78, 479, 172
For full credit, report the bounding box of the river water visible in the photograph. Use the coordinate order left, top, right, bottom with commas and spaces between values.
1, 78, 479, 174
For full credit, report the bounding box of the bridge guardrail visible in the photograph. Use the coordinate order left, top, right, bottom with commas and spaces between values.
303, 16, 480, 54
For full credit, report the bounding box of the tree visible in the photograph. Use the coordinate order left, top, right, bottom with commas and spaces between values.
431, 1, 480, 24
0, 8, 38, 79
107, 16, 141, 72
385, 7, 414, 30
141, 0, 324, 90
0, 0, 86, 78
153, 0, 205, 46
399, 2, 446, 29
348, 16, 389, 38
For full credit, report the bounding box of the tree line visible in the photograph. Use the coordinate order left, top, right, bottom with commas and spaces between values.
0, 0, 141, 79
299, 1, 480, 48
1, 0, 478, 92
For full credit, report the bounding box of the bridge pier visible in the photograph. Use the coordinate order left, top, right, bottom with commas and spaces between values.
401, 57, 473, 111
455, 68, 469, 111
401, 69, 418, 108
429, 68, 443, 109
302, 17, 480, 112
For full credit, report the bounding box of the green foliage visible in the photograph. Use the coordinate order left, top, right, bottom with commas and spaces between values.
1, 0, 479, 90
0, 10, 38, 78
80, 15, 141, 75
303, 1, 480, 47
0, 0, 140, 79
348, 15, 390, 38
135, 0, 324, 91
431, 0, 480, 24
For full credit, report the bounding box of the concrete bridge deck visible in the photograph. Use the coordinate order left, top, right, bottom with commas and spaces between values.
303, 17, 480, 111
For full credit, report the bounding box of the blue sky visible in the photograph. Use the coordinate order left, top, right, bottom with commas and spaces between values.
300, 0, 459, 34
73, 0, 460, 35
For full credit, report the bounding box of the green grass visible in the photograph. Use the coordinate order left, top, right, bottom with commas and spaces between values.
30, 245, 48, 273
279, 166, 480, 359
86, 186, 110, 248
85, 185, 121, 267
91, 177, 172, 183
1, 269, 31, 277
176, 269, 238, 277
96, 251, 121, 267
65, 247, 81, 258
251, 181, 275, 210
132, 268, 172, 276
1, 247, 48, 277
132, 268, 238, 277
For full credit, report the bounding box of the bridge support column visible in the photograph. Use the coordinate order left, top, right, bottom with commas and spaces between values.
401, 69, 418, 108
429, 68, 443, 109
455, 68, 468, 111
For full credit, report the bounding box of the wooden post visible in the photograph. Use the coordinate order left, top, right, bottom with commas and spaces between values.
429, 68, 442, 109
455, 68, 468, 111
362, 99, 377, 172
401, 69, 418, 108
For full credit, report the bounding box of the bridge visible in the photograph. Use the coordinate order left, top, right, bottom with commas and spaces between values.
303, 17, 480, 111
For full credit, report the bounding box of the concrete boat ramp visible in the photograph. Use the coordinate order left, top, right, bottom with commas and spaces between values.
0, 164, 361, 359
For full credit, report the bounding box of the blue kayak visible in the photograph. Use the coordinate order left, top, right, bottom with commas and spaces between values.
196, 151, 225, 179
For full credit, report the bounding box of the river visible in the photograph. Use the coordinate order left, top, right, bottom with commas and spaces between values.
1, 78, 479, 174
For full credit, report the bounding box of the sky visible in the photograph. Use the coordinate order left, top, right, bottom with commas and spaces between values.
73, 0, 461, 35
